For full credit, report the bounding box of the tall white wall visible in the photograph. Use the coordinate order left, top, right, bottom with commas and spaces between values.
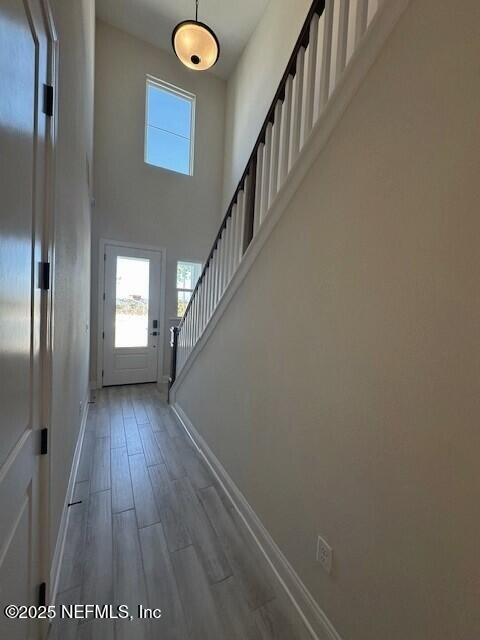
222, 0, 311, 208
175, 0, 480, 637
49, 0, 95, 558
92, 20, 226, 382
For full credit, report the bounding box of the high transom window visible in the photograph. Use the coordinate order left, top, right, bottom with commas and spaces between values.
145, 76, 195, 176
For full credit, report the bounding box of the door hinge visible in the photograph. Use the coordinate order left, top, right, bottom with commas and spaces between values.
38, 582, 47, 607
102, 331, 105, 339
40, 428, 48, 455
102, 369, 104, 378
38, 262, 50, 290
42, 84, 54, 117
103, 292, 105, 301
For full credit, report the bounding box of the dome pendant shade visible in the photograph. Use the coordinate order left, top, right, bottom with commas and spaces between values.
172, 1, 219, 71
172, 20, 219, 71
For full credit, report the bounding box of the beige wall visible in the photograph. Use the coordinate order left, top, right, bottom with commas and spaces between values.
92, 20, 226, 382
222, 0, 311, 208
176, 0, 480, 638
49, 0, 95, 557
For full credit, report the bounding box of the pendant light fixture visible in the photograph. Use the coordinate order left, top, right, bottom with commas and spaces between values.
172, 0, 220, 71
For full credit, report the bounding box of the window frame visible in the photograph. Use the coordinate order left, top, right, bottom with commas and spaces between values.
176, 260, 202, 318
144, 75, 196, 176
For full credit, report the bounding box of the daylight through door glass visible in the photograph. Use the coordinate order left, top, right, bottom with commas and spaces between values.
115, 256, 150, 348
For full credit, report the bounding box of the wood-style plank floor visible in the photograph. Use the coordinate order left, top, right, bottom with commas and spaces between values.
49, 384, 312, 640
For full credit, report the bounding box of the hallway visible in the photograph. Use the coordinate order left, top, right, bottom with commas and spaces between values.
50, 385, 311, 640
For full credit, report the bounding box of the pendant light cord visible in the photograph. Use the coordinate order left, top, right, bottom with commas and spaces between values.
195, 0, 199, 22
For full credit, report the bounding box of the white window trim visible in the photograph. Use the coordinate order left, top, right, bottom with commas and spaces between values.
144, 74, 196, 176
176, 259, 203, 319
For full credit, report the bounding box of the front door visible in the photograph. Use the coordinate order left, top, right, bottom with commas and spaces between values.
103, 244, 163, 385
0, 0, 51, 637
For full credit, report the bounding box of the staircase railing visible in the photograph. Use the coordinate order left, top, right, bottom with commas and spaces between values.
170, 0, 381, 386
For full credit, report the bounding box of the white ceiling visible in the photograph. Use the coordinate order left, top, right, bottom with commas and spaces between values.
96, 0, 270, 79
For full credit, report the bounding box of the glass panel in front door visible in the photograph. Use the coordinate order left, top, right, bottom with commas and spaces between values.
115, 256, 150, 348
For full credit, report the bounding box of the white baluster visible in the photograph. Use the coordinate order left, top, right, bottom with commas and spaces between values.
260, 122, 273, 223
269, 102, 282, 206
197, 277, 204, 338
354, 0, 369, 47
277, 75, 293, 190
242, 174, 249, 255
253, 145, 264, 236
230, 206, 237, 277
218, 230, 226, 300
211, 250, 218, 311
183, 317, 189, 362
318, 0, 334, 111
221, 228, 227, 296
216, 244, 222, 305
332, 0, 350, 91
187, 312, 192, 357
288, 47, 305, 171
236, 189, 245, 266
189, 297, 195, 348
224, 215, 232, 286
192, 290, 199, 344
213, 244, 221, 306
210, 255, 216, 316
300, 14, 319, 148
229, 203, 238, 273
205, 264, 212, 323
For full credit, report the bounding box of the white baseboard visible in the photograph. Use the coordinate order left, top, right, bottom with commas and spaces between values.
49, 393, 90, 604
172, 402, 343, 640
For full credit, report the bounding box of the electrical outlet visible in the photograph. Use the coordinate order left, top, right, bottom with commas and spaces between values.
316, 535, 333, 574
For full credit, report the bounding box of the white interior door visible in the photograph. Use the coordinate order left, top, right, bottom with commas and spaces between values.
0, 0, 51, 637
103, 244, 163, 385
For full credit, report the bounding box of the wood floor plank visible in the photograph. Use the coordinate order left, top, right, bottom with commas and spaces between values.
76, 619, 114, 640
49, 586, 80, 640
174, 435, 212, 489
85, 405, 97, 432
110, 410, 126, 449
143, 399, 166, 433
129, 453, 160, 528
131, 388, 149, 425
120, 386, 135, 418
111, 446, 134, 513
57, 482, 89, 592
154, 431, 186, 480
90, 437, 111, 493
82, 490, 113, 607
77, 431, 95, 483
113, 510, 151, 640
171, 545, 225, 640
160, 409, 181, 438
139, 425, 164, 466
139, 523, 189, 640
95, 406, 110, 438
124, 416, 143, 455
212, 576, 263, 640
199, 485, 275, 609
174, 477, 232, 584
148, 465, 191, 552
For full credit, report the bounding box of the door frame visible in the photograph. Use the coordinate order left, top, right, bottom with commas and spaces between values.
41, 0, 59, 615
97, 238, 167, 388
